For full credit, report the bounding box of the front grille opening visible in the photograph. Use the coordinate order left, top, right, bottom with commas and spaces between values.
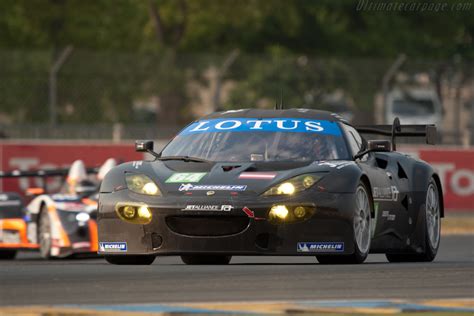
166, 216, 249, 237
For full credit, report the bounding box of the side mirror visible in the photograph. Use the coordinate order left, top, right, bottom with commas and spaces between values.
135, 140, 160, 158
135, 140, 154, 152
367, 140, 391, 152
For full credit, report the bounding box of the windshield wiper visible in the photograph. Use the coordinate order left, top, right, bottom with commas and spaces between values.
158, 156, 211, 163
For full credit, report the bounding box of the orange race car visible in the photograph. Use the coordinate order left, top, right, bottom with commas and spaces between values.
0, 159, 116, 259
0, 192, 38, 259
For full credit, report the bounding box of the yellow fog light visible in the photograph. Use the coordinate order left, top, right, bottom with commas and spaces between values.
269, 205, 289, 220
138, 205, 152, 221
294, 206, 306, 218
277, 183, 295, 195
116, 203, 152, 224
123, 206, 136, 219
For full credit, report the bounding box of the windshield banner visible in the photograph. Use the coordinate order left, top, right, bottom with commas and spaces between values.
180, 118, 342, 136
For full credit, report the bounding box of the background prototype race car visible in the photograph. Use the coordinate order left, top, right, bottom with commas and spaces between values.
98, 109, 443, 265
0, 158, 116, 259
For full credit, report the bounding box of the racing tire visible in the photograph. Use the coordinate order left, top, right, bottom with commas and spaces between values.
386, 178, 440, 263
0, 250, 17, 260
317, 181, 372, 264
104, 255, 156, 265
181, 255, 232, 265
39, 206, 53, 259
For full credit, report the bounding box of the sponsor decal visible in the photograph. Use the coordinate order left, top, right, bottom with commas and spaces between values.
178, 184, 247, 192
182, 205, 233, 211
297, 242, 344, 253
179, 118, 342, 136
132, 161, 143, 169
99, 242, 127, 252
51, 194, 80, 201
166, 172, 207, 183
72, 242, 91, 249
373, 186, 399, 202
55, 202, 87, 212
238, 172, 277, 180
316, 161, 356, 169
382, 210, 396, 221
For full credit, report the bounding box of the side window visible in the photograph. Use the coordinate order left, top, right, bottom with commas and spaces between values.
342, 124, 363, 155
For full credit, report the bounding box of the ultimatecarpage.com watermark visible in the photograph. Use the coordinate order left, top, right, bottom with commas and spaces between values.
356, 0, 472, 12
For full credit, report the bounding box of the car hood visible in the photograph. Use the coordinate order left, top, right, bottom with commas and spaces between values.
144, 160, 356, 197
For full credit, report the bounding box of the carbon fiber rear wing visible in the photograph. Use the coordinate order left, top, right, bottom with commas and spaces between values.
356, 117, 437, 151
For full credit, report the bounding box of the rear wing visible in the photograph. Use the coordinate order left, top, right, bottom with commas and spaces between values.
0, 167, 99, 179
356, 117, 437, 151
0, 167, 99, 193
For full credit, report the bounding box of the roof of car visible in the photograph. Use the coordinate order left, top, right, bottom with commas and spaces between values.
201, 108, 343, 121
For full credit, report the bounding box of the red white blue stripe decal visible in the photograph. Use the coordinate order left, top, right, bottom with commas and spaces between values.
238, 172, 276, 180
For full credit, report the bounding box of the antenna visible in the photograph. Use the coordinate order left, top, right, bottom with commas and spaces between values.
279, 87, 283, 109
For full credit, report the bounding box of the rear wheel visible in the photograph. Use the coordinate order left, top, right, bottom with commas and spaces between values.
39, 207, 53, 259
386, 178, 440, 263
317, 182, 372, 264
181, 255, 232, 265
105, 255, 156, 265
0, 250, 17, 260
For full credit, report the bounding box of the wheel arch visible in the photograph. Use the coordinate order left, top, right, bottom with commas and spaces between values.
431, 173, 444, 218
359, 174, 374, 218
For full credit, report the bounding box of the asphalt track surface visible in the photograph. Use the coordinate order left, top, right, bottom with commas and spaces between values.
0, 236, 472, 306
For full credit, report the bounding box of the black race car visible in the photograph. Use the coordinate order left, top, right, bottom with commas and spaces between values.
98, 109, 442, 265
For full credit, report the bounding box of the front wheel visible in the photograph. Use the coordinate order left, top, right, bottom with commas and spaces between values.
105, 255, 156, 265
181, 255, 232, 265
386, 178, 441, 263
317, 182, 372, 264
39, 207, 53, 259
0, 250, 17, 260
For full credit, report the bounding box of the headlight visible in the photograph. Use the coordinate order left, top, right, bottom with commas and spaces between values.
125, 174, 161, 196
75, 212, 90, 222
262, 173, 322, 196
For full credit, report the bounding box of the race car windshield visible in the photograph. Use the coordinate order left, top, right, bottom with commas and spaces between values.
161, 118, 350, 162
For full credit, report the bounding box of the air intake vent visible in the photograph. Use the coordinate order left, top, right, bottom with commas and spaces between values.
166, 216, 249, 236
401, 195, 409, 210
397, 162, 408, 179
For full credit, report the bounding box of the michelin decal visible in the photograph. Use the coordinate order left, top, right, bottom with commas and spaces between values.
297, 242, 344, 253
179, 184, 247, 192
99, 242, 127, 252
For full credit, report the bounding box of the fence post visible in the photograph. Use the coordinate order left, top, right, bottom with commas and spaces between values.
49, 46, 73, 126
113, 123, 123, 143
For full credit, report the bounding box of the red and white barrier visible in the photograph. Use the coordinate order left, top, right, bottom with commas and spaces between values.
0, 142, 141, 193
401, 147, 474, 211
